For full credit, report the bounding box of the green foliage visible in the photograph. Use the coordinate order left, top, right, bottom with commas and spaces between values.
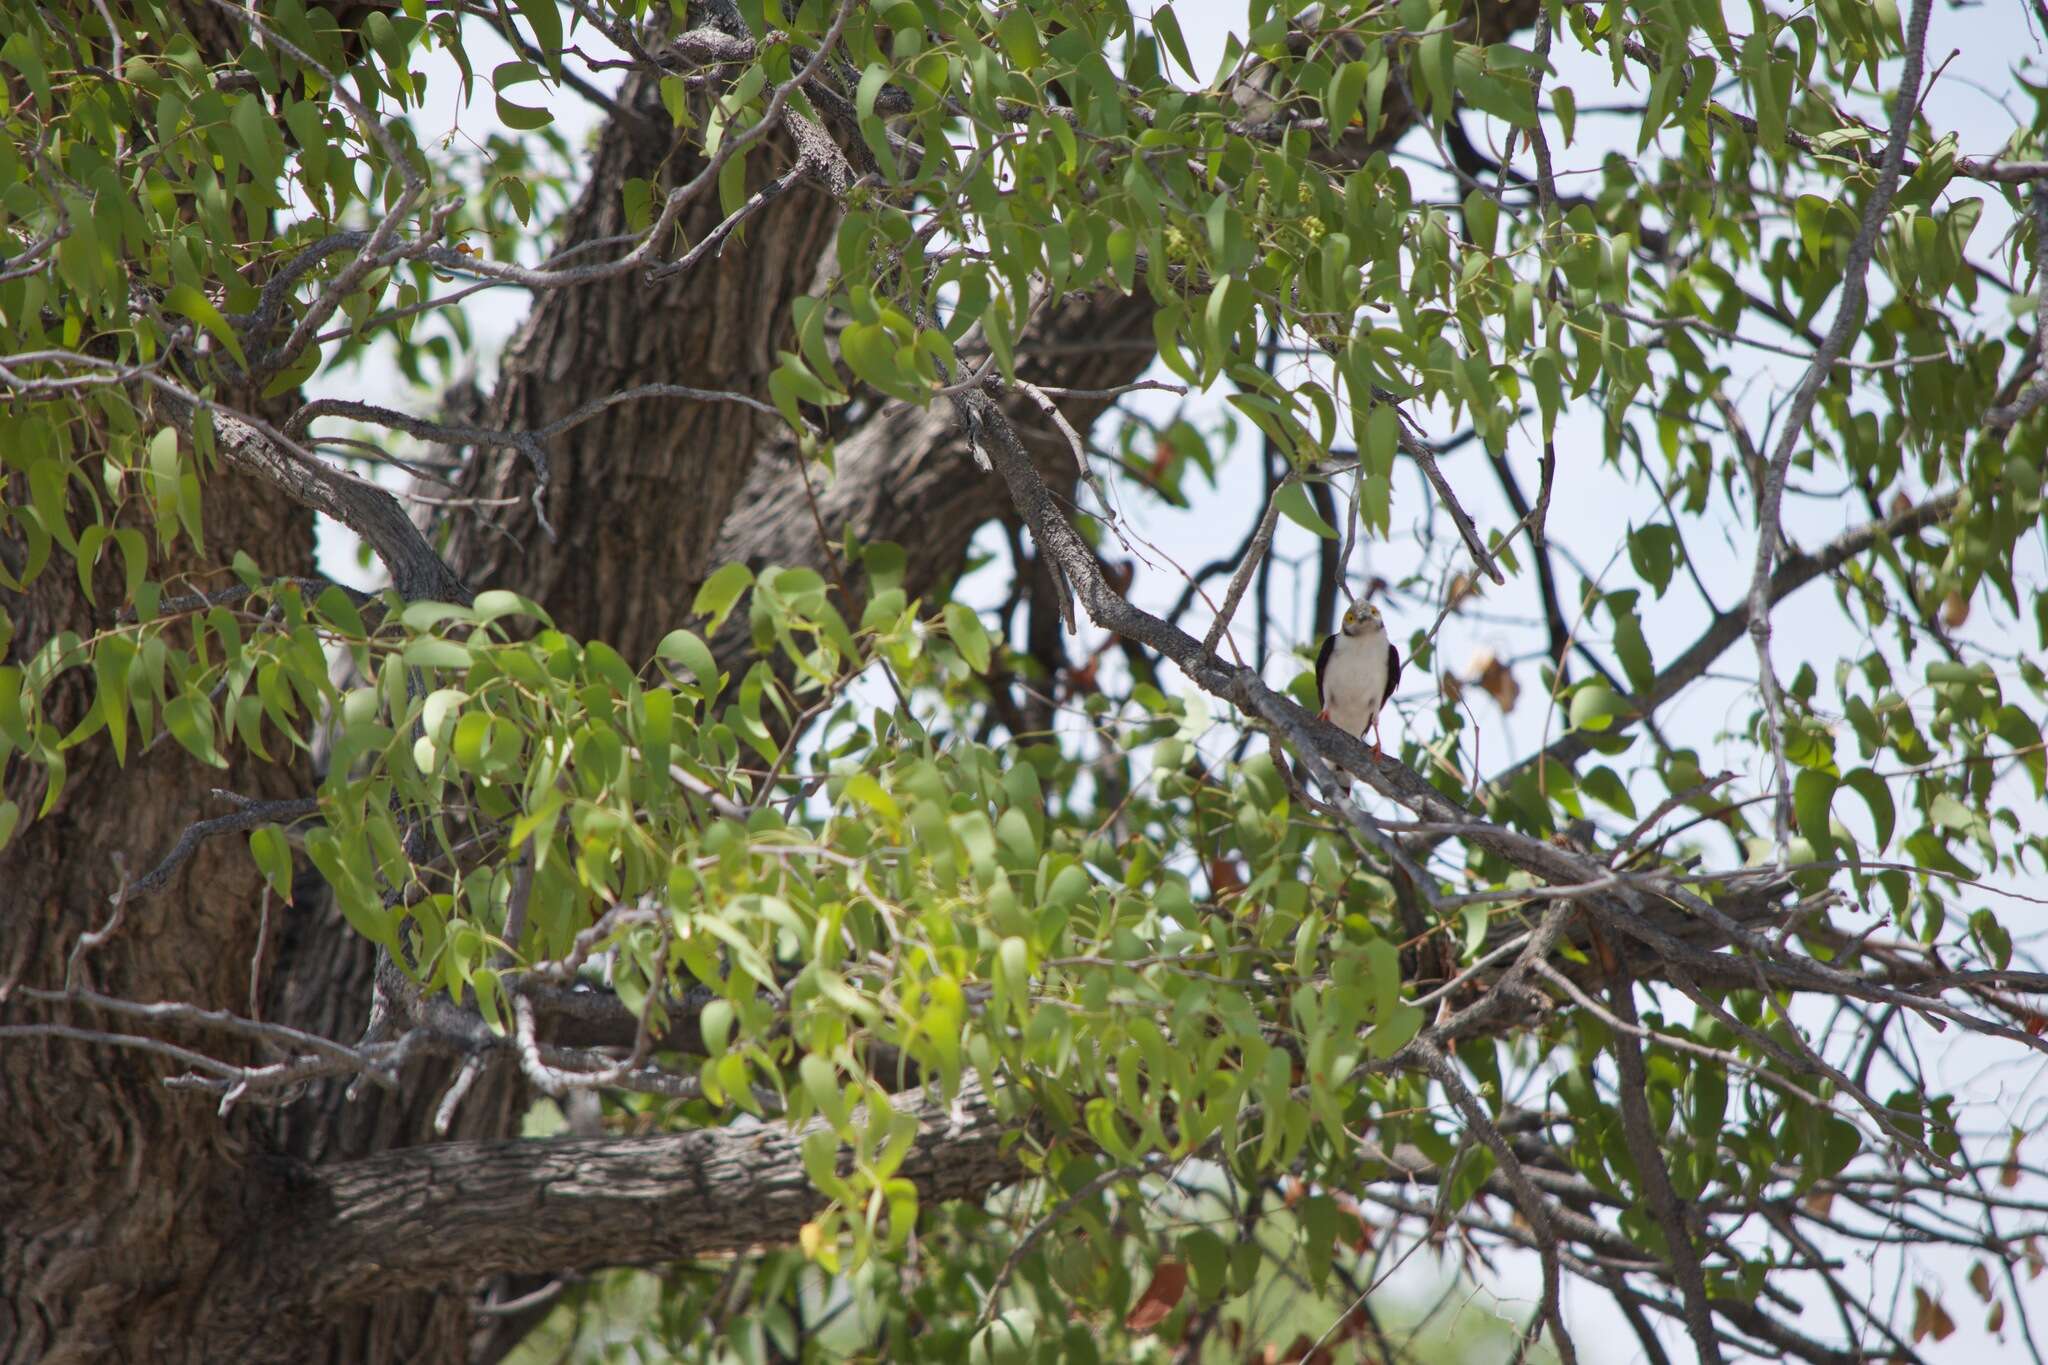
6, 0, 2048, 1359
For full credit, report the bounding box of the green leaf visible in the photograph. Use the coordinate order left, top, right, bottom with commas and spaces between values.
402, 638, 473, 671
513, 0, 563, 72
1462, 188, 1499, 254
1793, 769, 1836, 854
315, 586, 368, 638
843, 772, 900, 821
1610, 603, 1653, 692
162, 695, 225, 768
656, 627, 720, 694
1928, 792, 1976, 835
1273, 480, 1337, 539
1416, 28, 1453, 117
1993, 705, 2046, 797
943, 602, 993, 673
1327, 60, 1369, 136
1366, 1003, 1424, 1059
840, 321, 915, 398
1530, 348, 1563, 439
1569, 681, 1624, 732
166, 284, 248, 369
471, 589, 549, 628
659, 74, 690, 127
693, 563, 755, 632
994, 8, 1042, 71
1840, 767, 1894, 853
801, 1054, 850, 1131
1628, 524, 1678, 598
1580, 765, 1636, 818
492, 60, 553, 129
1153, 5, 1197, 80
249, 824, 295, 901
1461, 902, 1489, 958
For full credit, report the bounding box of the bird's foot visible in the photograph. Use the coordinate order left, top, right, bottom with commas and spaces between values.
1317, 708, 1329, 723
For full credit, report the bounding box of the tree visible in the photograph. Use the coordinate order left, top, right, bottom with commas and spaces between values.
4, 0, 2047, 1360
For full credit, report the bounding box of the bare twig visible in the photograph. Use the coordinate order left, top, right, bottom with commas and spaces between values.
1202, 474, 1291, 655
1420, 1043, 1577, 1364
1745, 0, 1933, 866
122, 792, 322, 902
1605, 970, 1724, 1364
1397, 419, 1505, 585
66, 857, 134, 990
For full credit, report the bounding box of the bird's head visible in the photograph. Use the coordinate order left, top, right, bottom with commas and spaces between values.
1340, 600, 1384, 638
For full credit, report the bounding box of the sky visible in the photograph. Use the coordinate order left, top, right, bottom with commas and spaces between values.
300, 4, 2048, 1358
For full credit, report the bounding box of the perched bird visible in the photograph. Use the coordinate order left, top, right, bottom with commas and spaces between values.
1316, 600, 1403, 759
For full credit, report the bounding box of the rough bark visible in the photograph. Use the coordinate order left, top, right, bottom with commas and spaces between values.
433, 65, 841, 662
280, 1086, 1017, 1312
0, 437, 317, 1364
706, 288, 1163, 674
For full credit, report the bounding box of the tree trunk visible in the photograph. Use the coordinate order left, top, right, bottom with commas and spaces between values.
434, 65, 842, 662
0, 457, 317, 1363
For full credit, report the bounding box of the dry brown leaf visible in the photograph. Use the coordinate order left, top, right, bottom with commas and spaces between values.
1912, 1286, 1957, 1344
1064, 655, 1100, 697
1123, 1260, 1188, 1333
1262, 1333, 1332, 1365
1447, 572, 1481, 610
1942, 591, 1971, 628
1467, 648, 1520, 713
1970, 1260, 1994, 1302
1440, 670, 1464, 704
1989, 1300, 2007, 1335
1149, 439, 1176, 481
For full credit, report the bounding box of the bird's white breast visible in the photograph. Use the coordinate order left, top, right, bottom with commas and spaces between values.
1325, 626, 1390, 736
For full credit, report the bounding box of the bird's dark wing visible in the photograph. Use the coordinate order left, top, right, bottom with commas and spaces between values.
1384, 642, 1403, 708
1315, 633, 1335, 702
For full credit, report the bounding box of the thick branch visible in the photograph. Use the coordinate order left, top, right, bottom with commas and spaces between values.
202, 402, 471, 603
292, 1083, 1021, 1306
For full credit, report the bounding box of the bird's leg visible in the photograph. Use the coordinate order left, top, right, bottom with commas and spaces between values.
1317, 708, 1329, 723
1368, 714, 1383, 762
